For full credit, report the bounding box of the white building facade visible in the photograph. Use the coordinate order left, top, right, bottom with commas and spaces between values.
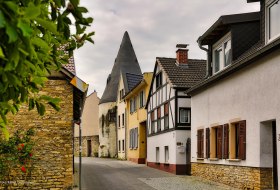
188, 1, 280, 189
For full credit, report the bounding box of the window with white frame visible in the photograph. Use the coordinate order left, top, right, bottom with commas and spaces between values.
130, 98, 136, 113
164, 146, 169, 163
129, 128, 138, 149
164, 103, 169, 130
139, 90, 145, 108
266, 0, 280, 42
156, 147, 160, 163
212, 33, 232, 74
179, 108, 191, 124
155, 72, 162, 89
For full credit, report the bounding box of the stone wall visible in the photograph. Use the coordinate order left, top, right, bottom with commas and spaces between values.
191, 163, 273, 190
74, 136, 99, 157
1, 80, 74, 190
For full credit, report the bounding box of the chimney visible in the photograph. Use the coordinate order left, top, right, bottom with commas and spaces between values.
176, 44, 189, 64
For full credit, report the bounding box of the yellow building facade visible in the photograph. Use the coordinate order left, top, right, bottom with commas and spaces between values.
124, 72, 152, 164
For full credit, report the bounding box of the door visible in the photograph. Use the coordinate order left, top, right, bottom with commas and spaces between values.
87, 140, 92, 157
272, 121, 278, 190
186, 138, 191, 175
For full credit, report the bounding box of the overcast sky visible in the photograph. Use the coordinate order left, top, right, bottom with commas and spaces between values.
74, 0, 260, 97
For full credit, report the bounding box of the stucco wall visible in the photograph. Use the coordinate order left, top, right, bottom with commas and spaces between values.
98, 102, 117, 158
117, 75, 126, 159
74, 91, 99, 137
191, 49, 280, 169
147, 130, 189, 165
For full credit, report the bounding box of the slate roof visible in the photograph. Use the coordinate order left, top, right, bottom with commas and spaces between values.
187, 37, 280, 95
125, 73, 143, 92
198, 12, 260, 45
157, 58, 206, 88
100, 31, 142, 104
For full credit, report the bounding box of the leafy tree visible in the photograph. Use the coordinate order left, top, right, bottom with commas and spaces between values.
0, 0, 94, 138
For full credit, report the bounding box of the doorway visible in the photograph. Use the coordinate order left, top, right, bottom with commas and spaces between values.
260, 120, 278, 189
87, 140, 92, 157
186, 138, 191, 175
272, 121, 278, 190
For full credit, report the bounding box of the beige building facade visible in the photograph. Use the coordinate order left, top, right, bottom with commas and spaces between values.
74, 91, 100, 157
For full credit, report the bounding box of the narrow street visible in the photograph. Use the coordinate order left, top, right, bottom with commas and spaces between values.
75, 157, 237, 190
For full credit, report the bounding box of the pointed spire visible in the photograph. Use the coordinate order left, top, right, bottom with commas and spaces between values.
100, 31, 142, 104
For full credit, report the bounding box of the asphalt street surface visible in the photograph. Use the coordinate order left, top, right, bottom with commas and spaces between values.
74, 157, 237, 190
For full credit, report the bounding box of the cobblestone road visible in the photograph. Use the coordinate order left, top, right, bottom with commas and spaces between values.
75, 157, 237, 190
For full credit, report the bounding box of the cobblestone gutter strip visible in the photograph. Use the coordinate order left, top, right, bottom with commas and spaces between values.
138, 176, 239, 190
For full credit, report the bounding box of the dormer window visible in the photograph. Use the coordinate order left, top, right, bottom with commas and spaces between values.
212, 33, 232, 74
266, 0, 280, 42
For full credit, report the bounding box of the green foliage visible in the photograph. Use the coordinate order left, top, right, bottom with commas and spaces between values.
0, 0, 94, 137
0, 128, 35, 188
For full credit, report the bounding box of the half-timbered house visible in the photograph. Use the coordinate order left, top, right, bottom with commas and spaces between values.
146, 45, 206, 175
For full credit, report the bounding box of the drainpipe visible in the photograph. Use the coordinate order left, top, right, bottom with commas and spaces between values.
197, 37, 211, 79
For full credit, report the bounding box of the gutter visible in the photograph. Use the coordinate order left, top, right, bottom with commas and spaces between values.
197, 37, 210, 79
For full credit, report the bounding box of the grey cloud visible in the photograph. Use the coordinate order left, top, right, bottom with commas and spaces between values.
75, 0, 260, 96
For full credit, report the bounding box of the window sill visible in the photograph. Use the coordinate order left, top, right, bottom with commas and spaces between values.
227, 159, 241, 162
209, 158, 219, 161
196, 158, 204, 161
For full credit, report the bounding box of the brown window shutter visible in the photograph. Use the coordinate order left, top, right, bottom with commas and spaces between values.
223, 124, 229, 159
217, 126, 223, 159
197, 130, 201, 158
151, 111, 154, 121
197, 129, 204, 158
238, 120, 246, 160
157, 107, 161, 118
206, 128, 210, 158
164, 103, 169, 115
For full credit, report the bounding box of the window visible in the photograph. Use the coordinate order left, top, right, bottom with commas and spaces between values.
130, 98, 136, 113
122, 113, 125, 127
129, 128, 138, 149
139, 91, 145, 108
266, 0, 280, 42
122, 139, 125, 152
164, 103, 169, 130
197, 129, 204, 158
164, 146, 169, 163
209, 124, 229, 159
230, 120, 246, 160
118, 115, 120, 128
212, 33, 232, 74
156, 147, 160, 163
119, 89, 124, 101
179, 108, 191, 124
151, 111, 155, 134
157, 107, 161, 132
210, 126, 223, 159
118, 140, 121, 152
155, 72, 162, 89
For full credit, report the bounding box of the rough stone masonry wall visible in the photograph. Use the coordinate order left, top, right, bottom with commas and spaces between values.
1, 80, 74, 190
74, 136, 99, 157
192, 163, 273, 190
